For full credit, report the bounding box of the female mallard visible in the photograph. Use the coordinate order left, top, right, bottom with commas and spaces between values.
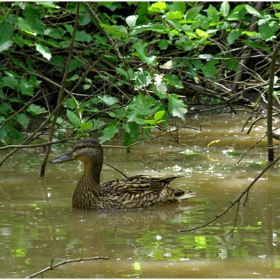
51, 138, 195, 210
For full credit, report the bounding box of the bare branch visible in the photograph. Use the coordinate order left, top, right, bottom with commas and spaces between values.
26, 255, 109, 279
180, 155, 280, 234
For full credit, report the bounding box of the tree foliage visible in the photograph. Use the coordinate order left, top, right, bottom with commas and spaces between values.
0, 2, 280, 149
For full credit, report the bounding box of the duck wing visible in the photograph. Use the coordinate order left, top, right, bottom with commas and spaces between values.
101, 175, 182, 194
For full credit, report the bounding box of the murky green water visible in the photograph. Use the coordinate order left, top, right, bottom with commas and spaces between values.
1, 113, 280, 278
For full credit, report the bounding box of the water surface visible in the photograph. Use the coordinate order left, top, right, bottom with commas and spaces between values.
1, 113, 280, 278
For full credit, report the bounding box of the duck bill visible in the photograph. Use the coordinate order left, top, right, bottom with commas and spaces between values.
51, 153, 73, 164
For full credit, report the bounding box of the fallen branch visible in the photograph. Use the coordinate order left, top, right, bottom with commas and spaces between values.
180, 155, 280, 235
26, 255, 109, 279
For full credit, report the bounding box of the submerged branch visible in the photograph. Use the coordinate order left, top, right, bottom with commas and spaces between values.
180, 155, 280, 235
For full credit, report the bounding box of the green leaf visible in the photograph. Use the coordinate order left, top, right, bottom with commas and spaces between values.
0, 40, 13, 53
16, 113, 29, 129
116, 67, 135, 80
18, 78, 34, 96
173, 2, 186, 14
100, 24, 127, 37
126, 15, 138, 28
79, 14, 91, 26
202, 60, 218, 78
69, 59, 83, 72
165, 74, 183, 89
99, 120, 119, 143
152, 83, 168, 99
227, 4, 246, 20
206, 4, 218, 18
8, 53, 25, 69
0, 102, 13, 115
80, 122, 92, 131
185, 6, 203, 20
3, 76, 18, 89
51, 55, 65, 72
166, 11, 183, 20
227, 29, 242, 44
27, 104, 47, 116
220, 1, 230, 17
0, 22, 13, 44
100, 95, 119, 106
144, 119, 156, 125
154, 110, 165, 121
75, 30, 93, 42
23, 6, 44, 35
168, 95, 187, 120
123, 123, 140, 145
158, 39, 169, 50
245, 4, 261, 17
259, 22, 278, 40
134, 70, 152, 90
196, 29, 209, 38
126, 94, 158, 124
243, 40, 270, 51
35, 43, 51, 60
66, 74, 79, 82
148, 2, 167, 13
66, 110, 80, 127
222, 54, 238, 72
133, 43, 157, 66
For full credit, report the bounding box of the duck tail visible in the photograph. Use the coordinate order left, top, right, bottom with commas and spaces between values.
178, 190, 196, 201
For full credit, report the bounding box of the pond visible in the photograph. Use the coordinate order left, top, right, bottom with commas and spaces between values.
1, 113, 280, 278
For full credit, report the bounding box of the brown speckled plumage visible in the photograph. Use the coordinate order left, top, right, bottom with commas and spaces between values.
51, 138, 195, 210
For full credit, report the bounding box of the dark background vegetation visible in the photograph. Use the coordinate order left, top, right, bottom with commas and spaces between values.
0, 1, 280, 166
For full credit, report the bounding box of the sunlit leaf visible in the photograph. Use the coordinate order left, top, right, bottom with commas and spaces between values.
245, 4, 261, 17
154, 110, 165, 121
35, 43, 51, 60
148, 2, 167, 13
100, 95, 119, 106
196, 29, 209, 38
166, 11, 183, 20
27, 104, 47, 116
168, 94, 187, 120
207, 140, 220, 147
0, 40, 13, 53
220, 1, 230, 17
80, 122, 92, 131
126, 15, 138, 28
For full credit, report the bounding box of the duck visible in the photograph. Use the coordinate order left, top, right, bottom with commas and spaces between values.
51, 138, 195, 210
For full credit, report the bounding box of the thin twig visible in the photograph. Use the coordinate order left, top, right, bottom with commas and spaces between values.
26, 256, 109, 279
180, 155, 280, 233
0, 140, 67, 151
40, 3, 80, 176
